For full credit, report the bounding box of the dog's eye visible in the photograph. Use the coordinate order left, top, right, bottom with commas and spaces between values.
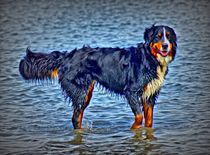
166, 32, 170, 38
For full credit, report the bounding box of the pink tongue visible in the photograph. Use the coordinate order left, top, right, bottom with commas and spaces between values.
160, 51, 168, 57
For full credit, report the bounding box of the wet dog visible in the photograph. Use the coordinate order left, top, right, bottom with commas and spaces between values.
19, 25, 177, 129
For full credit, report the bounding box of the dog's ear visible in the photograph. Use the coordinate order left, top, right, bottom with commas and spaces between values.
144, 24, 156, 43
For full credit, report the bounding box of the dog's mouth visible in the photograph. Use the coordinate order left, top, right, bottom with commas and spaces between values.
158, 50, 168, 57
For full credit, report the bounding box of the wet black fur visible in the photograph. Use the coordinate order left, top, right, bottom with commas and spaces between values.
19, 25, 177, 128
19, 48, 67, 81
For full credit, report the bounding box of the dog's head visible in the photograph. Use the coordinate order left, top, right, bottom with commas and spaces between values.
144, 25, 177, 65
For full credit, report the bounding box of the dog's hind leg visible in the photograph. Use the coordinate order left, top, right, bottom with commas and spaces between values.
126, 93, 143, 129
72, 81, 95, 129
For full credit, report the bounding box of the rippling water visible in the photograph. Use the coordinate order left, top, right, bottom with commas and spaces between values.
1, 0, 210, 154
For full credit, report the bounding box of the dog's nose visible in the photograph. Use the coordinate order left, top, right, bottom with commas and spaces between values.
162, 44, 168, 50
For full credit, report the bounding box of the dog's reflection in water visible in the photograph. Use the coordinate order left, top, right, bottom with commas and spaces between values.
69, 127, 156, 146
132, 128, 157, 141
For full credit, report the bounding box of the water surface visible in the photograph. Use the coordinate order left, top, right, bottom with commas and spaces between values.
0, 0, 210, 154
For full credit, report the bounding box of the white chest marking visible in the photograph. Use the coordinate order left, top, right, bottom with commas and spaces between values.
142, 66, 167, 101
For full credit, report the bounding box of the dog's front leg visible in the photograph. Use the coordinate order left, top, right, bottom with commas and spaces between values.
126, 93, 143, 129
143, 101, 154, 128
131, 113, 143, 129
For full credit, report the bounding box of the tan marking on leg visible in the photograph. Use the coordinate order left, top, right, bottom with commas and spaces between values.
143, 103, 153, 128
131, 113, 143, 129
85, 80, 95, 104
73, 81, 96, 129
77, 110, 84, 129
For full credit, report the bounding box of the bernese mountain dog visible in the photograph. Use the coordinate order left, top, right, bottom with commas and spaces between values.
19, 25, 177, 129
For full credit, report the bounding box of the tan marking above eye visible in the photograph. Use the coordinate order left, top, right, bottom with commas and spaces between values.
158, 32, 163, 39
158, 33, 162, 38
166, 32, 170, 37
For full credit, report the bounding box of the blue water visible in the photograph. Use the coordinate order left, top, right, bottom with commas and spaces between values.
0, 0, 210, 154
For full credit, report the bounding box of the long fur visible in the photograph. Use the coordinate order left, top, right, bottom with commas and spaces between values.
19, 25, 177, 128
19, 48, 66, 81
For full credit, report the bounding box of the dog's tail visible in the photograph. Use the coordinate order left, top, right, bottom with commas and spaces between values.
19, 48, 66, 81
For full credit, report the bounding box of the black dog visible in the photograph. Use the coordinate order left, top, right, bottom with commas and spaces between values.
19, 25, 177, 129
